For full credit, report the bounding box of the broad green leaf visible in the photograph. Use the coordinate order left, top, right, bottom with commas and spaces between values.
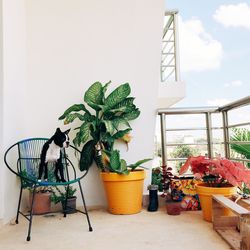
79, 140, 96, 171
87, 102, 103, 111
101, 134, 115, 150
123, 108, 140, 121
104, 120, 115, 135
73, 132, 82, 147
84, 82, 103, 106
108, 151, 129, 174
113, 117, 131, 129
113, 128, 132, 140
110, 150, 121, 170
79, 122, 92, 144
128, 158, 152, 171
83, 112, 95, 122
104, 105, 136, 117
113, 97, 135, 109
59, 104, 90, 120
105, 83, 131, 109
64, 113, 85, 124
120, 159, 129, 174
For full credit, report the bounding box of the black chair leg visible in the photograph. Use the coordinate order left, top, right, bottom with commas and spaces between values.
26, 186, 36, 241
63, 185, 69, 217
78, 181, 93, 232
15, 186, 23, 224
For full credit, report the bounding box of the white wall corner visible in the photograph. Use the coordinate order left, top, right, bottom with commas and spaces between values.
157, 81, 186, 108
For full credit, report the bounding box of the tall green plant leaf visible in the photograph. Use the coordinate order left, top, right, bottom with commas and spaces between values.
109, 150, 129, 174
80, 140, 96, 171
79, 123, 92, 145
113, 117, 131, 129
104, 83, 131, 109
123, 108, 140, 121
84, 82, 103, 104
113, 97, 135, 109
128, 158, 152, 171
73, 131, 81, 147
63, 113, 85, 124
110, 150, 121, 169
59, 104, 90, 120
104, 120, 115, 135
113, 128, 132, 140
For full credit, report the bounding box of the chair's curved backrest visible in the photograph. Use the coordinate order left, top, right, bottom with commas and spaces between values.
17, 138, 56, 186
5, 138, 77, 187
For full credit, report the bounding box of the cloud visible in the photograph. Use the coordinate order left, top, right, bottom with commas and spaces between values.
179, 17, 223, 72
206, 98, 231, 106
213, 3, 250, 28
224, 80, 243, 88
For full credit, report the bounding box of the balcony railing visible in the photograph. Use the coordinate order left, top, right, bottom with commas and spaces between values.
158, 96, 250, 169
161, 10, 180, 82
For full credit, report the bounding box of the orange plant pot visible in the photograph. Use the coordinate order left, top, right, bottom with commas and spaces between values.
196, 183, 237, 222
29, 192, 51, 215
100, 170, 145, 215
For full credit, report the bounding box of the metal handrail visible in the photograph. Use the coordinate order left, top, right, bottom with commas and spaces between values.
158, 96, 250, 167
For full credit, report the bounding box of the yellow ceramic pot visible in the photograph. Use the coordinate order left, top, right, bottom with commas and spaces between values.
196, 183, 237, 222
100, 170, 145, 215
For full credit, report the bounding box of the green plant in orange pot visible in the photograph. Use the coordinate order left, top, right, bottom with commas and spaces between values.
59, 81, 151, 214
179, 156, 250, 222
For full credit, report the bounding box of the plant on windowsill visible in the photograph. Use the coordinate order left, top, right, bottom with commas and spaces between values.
51, 186, 77, 214
179, 155, 250, 221
58, 81, 151, 214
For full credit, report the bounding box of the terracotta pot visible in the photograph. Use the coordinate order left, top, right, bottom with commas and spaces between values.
29, 192, 51, 215
196, 183, 237, 222
166, 201, 181, 215
100, 170, 145, 215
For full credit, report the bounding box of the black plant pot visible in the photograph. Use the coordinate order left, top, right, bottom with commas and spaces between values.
62, 197, 77, 214
147, 185, 159, 212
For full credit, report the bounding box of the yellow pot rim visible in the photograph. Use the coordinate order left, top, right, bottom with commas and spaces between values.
100, 169, 145, 182
196, 182, 237, 192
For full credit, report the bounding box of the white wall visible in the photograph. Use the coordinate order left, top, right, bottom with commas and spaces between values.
25, 0, 164, 208
2, 0, 164, 221
0, 0, 3, 221
2, 0, 27, 222
157, 81, 186, 108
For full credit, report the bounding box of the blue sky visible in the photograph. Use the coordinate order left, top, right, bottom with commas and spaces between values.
166, 1, 250, 107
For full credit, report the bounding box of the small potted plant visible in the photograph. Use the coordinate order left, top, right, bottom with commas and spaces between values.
21, 169, 52, 215
59, 81, 151, 214
50, 186, 77, 214
179, 155, 250, 221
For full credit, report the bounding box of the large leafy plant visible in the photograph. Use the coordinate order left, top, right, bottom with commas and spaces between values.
179, 156, 250, 189
59, 81, 151, 174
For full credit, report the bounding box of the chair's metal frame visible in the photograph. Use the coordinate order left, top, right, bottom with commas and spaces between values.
4, 138, 93, 241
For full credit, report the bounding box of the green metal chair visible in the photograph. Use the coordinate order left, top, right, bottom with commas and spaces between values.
4, 138, 93, 241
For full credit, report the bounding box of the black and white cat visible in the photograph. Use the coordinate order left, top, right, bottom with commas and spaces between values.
38, 128, 70, 182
